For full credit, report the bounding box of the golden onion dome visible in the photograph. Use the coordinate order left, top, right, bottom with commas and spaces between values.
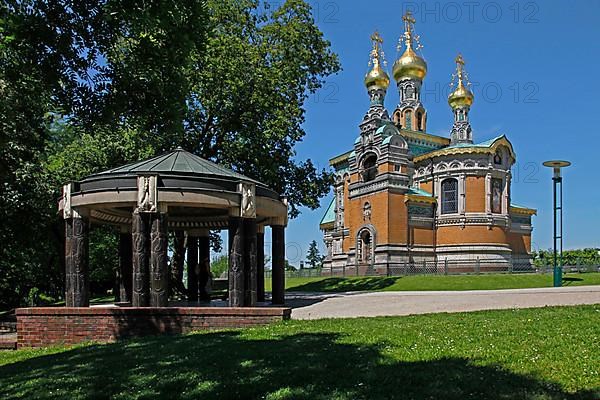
448, 54, 474, 108
365, 59, 390, 90
393, 11, 427, 82
393, 47, 427, 81
448, 81, 474, 108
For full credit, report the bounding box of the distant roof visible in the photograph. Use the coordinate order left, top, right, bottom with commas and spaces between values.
320, 198, 336, 226
89, 148, 262, 185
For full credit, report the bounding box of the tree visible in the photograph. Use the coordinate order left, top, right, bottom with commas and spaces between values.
306, 240, 322, 268
0, 0, 339, 308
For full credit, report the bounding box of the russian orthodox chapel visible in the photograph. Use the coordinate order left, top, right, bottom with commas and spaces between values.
320, 12, 536, 274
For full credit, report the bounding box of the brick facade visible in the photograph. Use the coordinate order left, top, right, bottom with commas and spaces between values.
16, 307, 291, 348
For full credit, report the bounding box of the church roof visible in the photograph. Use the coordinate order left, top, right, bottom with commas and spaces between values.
510, 203, 537, 215
319, 197, 336, 227
408, 187, 433, 196
413, 135, 516, 162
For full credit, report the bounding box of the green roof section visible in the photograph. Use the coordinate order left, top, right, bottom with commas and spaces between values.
93, 148, 261, 184
408, 187, 433, 196
320, 198, 336, 226
447, 134, 505, 149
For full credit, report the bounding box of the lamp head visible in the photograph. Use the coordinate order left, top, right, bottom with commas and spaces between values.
543, 160, 571, 178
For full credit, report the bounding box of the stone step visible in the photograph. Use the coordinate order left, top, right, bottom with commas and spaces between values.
0, 334, 17, 350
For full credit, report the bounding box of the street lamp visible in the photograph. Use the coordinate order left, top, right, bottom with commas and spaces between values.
542, 160, 571, 287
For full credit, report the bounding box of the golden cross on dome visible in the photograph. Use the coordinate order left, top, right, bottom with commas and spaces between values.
401, 10, 416, 49
454, 53, 466, 85
370, 30, 383, 52
371, 30, 383, 44
402, 10, 416, 25
369, 30, 385, 65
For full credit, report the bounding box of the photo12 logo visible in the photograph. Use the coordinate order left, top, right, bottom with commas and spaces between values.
421, 81, 540, 104
402, 2, 540, 24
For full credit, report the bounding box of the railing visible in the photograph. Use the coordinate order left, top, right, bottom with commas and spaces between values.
270, 260, 600, 279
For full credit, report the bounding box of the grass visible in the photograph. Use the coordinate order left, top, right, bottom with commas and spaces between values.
1, 305, 599, 399
263, 272, 600, 293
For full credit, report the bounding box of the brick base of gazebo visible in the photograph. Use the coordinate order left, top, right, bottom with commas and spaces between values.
16, 307, 291, 348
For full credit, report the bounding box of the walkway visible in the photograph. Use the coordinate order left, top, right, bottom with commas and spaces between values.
288, 285, 600, 319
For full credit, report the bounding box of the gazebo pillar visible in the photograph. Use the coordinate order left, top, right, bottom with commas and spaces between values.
131, 211, 150, 307
186, 235, 199, 302
228, 217, 245, 307
150, 213, 169, 307
198, 235, 211, 301
65, 210, 90, 307
271, 224, 286, 305
118, 228, 133, 303
256, 226, 265, 302
243, 219, 258, 306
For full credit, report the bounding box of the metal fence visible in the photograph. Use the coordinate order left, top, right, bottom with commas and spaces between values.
266, 260, 600, 279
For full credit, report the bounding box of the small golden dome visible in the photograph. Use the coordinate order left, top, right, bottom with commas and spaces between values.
448, 81, 474, 108
365, 59, 390, 90
448, 54, 474, 108
393, 47, 427, 81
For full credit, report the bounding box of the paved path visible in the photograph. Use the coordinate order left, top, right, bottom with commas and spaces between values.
288, 285, 600, 319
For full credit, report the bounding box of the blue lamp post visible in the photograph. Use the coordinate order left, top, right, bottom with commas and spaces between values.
542, 160, 571, 287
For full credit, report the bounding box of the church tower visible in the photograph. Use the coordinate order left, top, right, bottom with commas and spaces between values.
448, 54, 475, 144
361, 31, 391, 135
392, 11, 427, 132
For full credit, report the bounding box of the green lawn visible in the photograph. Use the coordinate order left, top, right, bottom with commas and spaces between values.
1, 305, 599, 399
264, 272, 600, 293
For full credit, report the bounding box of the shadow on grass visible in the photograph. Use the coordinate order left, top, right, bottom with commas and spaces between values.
1, 331, 595, 400
562, 277, 584, 286
287, 277, 401, 293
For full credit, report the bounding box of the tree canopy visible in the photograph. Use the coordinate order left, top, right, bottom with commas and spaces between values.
0, 0, 340, 308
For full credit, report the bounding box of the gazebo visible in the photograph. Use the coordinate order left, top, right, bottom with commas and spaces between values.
59, 148, 289, 308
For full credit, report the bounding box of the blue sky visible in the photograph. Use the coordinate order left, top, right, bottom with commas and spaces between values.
256, 1, 600, 265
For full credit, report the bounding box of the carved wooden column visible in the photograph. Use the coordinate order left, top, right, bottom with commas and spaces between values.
186, 235, 199, 302
118, 229, 133, 303
150, 213, 169, 307
243, 219, 257, 306
65, 212, 90, 307
198, 235, 211, 301
271, 225, 285, 305
228, 217, 245, 307
257, 227, 265, 302
132, 211, 150, 307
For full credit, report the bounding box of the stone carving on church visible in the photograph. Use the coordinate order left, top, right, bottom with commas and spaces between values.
363, 202, 372, 221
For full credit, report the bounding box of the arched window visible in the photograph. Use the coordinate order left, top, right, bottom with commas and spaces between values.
359, 230, 371, 263
416, 111, 423, 131
361, 154, 378, 182
494, 150, 502, 165
405, 110, 412, 130
441, 178, 458, 214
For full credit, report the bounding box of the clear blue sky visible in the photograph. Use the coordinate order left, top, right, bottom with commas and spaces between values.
260, 1, 600, 265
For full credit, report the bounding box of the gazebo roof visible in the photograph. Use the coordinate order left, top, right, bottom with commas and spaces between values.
89, 147, 262, 185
